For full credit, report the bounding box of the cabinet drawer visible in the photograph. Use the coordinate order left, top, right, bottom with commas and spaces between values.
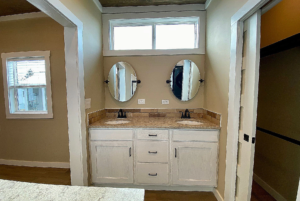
90, 129, 133, 141
136, 130, 168, 140
172, 130, 219, 142
136, 163, 169, 185
136, 141, 168, 163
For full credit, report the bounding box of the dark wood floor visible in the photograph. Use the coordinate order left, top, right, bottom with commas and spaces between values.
0, 165, 275, 201
0, 165, 71, 185
251, 181, 276, 201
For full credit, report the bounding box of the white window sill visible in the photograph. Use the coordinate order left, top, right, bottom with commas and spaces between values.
6, 112, 53, 119
103, 48, 204, 57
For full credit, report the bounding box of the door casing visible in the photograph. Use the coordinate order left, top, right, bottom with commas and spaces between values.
224, 0, 275, 200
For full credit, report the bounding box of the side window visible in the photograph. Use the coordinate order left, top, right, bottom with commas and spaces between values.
1, 51, 53, 119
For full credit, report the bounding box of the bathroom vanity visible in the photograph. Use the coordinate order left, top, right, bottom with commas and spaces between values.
88, 59, 220, 191
89, 116, 220, 191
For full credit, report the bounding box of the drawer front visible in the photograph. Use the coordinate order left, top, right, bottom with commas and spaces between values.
136, 163, 169, 185
136, 130, 168, 140
136, 141, 168, 163
172, 130, 219, 142
90, 129, 133, 141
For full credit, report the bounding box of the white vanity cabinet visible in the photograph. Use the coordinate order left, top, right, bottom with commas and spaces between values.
90, 129, 134, 184
89, 128, 219, 189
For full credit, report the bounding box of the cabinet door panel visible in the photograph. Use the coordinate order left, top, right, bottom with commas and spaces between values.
172, 142, 218, 186
91, 141, 133, 184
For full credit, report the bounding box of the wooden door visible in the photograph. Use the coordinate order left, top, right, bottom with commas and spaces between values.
90, 141, 133, 184
235, 10, 261, 201
171, 142, 218, 186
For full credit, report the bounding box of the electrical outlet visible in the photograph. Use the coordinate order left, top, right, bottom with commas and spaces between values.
138, 99, 145, 104
162, 100, 169, 104
85, 98, 91, 109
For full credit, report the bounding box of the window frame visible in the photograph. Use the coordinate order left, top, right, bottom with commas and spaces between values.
110, 17, 199, 51
103, 11, 206, 56
1, 51, 53, 119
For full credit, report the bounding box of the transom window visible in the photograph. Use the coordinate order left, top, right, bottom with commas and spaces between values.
110, 17, 199, 51
1, 51, 53, 119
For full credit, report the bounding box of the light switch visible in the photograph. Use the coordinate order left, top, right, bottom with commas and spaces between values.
162, 100, 169, 104
138, 99, 145, 104
85, 98, 91, 109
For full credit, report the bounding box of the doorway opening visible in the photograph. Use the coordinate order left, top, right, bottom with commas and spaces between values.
252, 34, 300, 201
225, 0, 300, 201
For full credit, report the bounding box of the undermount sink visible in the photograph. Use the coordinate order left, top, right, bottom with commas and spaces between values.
105, 120, 131, 125
177, 120, 203, 126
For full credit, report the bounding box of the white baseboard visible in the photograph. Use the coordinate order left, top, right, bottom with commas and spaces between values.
213, 188, 224, 201
0, 159, 70, 169
253, 173, 287, 201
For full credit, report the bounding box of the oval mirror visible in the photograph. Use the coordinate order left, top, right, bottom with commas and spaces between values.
169, 60, 200, 101
107, 62, 138, 102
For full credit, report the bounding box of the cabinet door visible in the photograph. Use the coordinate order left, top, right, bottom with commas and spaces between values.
171, 142, 218, 186
90, 141, 133, 184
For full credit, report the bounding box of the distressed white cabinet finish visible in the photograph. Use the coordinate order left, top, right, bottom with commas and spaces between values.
89, 128, 219, 190
171, 142, 218, 186
90, 140, 133, 184
136, 141, 169, 163
136, 163, 169, 185
136, 129, 168, 140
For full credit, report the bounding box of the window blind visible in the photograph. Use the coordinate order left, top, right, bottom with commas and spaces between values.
7, 57, 46, 87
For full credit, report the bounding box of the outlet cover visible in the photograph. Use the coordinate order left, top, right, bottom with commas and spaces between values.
138, 99, 145, 104
162, 100, 169, 104
85, 98, 91, 109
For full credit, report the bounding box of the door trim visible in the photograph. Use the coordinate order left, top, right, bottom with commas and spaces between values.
27, 0, 88, 186
225, 0, 269, 200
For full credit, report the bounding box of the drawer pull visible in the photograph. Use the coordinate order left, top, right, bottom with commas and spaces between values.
175, 148, 177, 158
129, 147, 131, 157
148, 134, 157, 137
148, 151, 158, 154
148, 173, 158, 176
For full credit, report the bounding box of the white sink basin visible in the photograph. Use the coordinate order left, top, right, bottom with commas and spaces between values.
177, 120, 203, 126
105, 120, 131, 125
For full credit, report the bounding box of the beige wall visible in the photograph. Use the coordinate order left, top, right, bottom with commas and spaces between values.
0, 18, 69, 162
254, 47, 300, 200
205, 0, 249, 197
60, 0, 105, 114
261, 0, 300, 48
104, 55, 205, 109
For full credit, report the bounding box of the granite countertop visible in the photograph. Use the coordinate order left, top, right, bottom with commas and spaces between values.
89, 117, 220, 130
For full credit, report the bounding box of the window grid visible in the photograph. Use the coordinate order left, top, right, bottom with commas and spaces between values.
1, 51, 52, 119
7, 57, 47, 113
109, 17, 199, 51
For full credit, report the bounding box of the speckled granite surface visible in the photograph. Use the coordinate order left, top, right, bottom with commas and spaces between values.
0, 179, 145, 201
89, 117, 220, 130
